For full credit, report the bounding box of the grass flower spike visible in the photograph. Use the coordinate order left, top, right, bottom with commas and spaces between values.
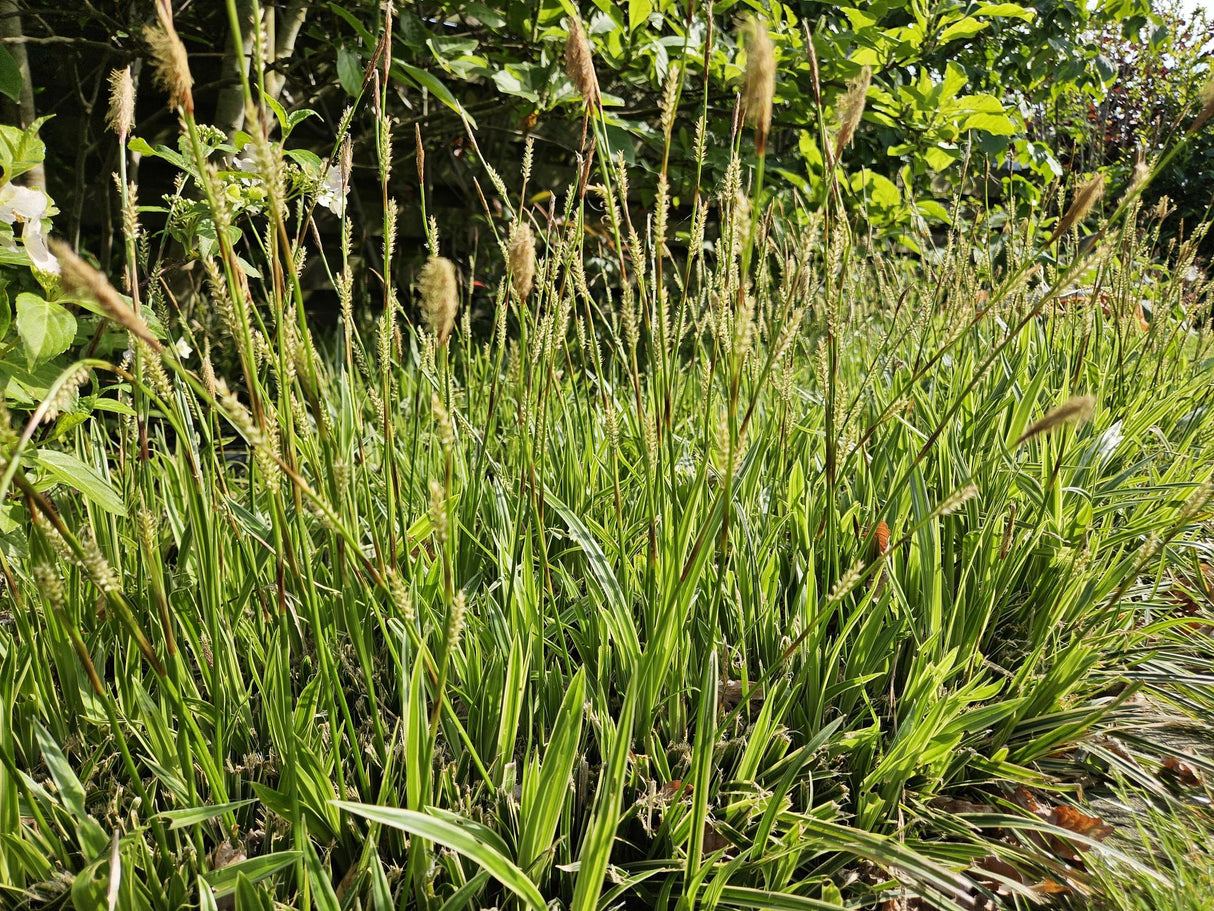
565, 16, 601, 111
419, 255, 459, 346
144, 0, 193, 114
740, 16, 775, 156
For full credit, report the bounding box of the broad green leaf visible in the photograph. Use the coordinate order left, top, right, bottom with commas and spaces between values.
36, 450, 126, 516
332, 803, 546, 911
629, 0, 653, 32
939, 18, 987, 43
15, 293, 75, 367
974, 2, 1036, 19
0, 46, 21, 104
336, 46, 363, 97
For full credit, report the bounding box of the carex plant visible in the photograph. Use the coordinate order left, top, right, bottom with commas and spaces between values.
1, 3, 1214, 910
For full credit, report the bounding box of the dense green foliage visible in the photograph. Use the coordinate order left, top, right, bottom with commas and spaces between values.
1, 1, 1213, 909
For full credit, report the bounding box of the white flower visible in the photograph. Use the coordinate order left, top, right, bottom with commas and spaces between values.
22, 220, 59, 274
174, 337, 193, 360
0, 183, 58, 274
315, 165, 346, 215
232, 153, 258, 174
0, 183, 47, 224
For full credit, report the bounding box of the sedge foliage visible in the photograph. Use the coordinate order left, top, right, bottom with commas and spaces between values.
2, 11, 1214, 911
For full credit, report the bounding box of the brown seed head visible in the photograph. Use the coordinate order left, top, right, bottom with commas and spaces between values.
1051, 173, 1105, 241
508, 221, 536, 301
565, 17, 601, 111
419, 256, 458, 346
740, 16, 775, 156
833, 66, 872, 162
144, 0, 193, 115
106, 67, 135, 138
49, 240, 162, 353
1016, 395, 1095, 447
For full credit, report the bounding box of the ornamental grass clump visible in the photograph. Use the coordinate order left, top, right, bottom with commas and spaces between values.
3, 4, 1214, 911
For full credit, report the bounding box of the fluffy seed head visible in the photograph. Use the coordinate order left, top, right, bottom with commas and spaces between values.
1052, 174, 1105, 241
834, 66, 872, 161
1016, 395, 1095, 447
50, 240, 162, 352
508, 221, 536, 301
106, 67, 135, 137
419, 256, 458, 346
144, 0, 193, 114
740, 16, 775, 156
564, 17, 601, 110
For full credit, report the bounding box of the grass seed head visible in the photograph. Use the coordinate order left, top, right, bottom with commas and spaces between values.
740, 15, 775, 156
144, 0, 193, 115
1053, 174, 1105, 240
50, 240, 162, 352
508, 221, 537, 301
106, 67, 135, 138
419, 256, 458, 346
1016, 395, 1095, 447
834, 66, 872, 161
565, 17, 601, 110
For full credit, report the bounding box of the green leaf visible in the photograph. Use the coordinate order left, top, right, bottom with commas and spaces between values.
629, 0, 653, 32
157, 799, 256, 830
336, 46, 363, 97
394, 61, 478, 129
544, 487, 640, 670
974, 2, 1036, 19
0, 283, 11, 340
963, 111, 1016, 135
34, 724, 109, 858
518, 668, 584, 872
201, 851, 301, 898
924, 145, 958, 171
0, 117, 48, 182
0, 46, 22, 103
36, 450, 126, 516
852, 170, 900, 209
332, 803, 546, 911
939, 18, 988, 43
15, 293, 75, 368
